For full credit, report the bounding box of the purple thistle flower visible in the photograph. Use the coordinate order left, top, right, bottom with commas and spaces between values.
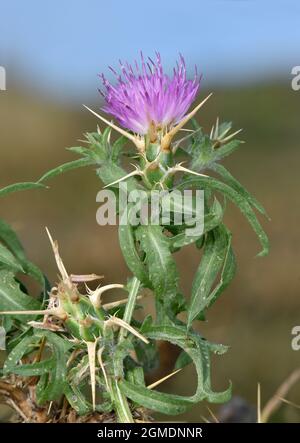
100, 53, 200, 136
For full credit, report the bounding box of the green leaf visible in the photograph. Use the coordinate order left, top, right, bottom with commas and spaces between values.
35, 374, 48, 403
66, 352, 113, 414
126, 366, 146, 387
0, 219, 26, 261
168, 198, 224, 252
209, 341, 229, 356
0, 270, 41, 321
134, 339, 159, 373
36, 329, 73, 353
120, 380, 189, 415
209, 163, 269, 217
0, 182, 46, 197
182, 120, 204, 156
3, 331, 71, 397
0, 243, 24, 272
67, 146, 91, 156
0, 325, 6, 350
177, 176, 269, 257
8, 359, 55, 376
213, 139, 241, 161
205, 239, 236, 311
34, 331, 69, 403
118, 215, 150, 286
190, 136, 214, 170
4, 326, 32, 352
3, 334, 41, 374
168, 291, 186, 317
1, 315, 13, 334
174, 337, 229, 370
111, 136, 127, 163
84, 131, 111, 161
63, 383, 92, 415
136, 225, 179, 301
0, 219, 46, 289
97, 161, 138, 192
188, 226, 233, 327
120, 325, 231, 415
38, 157, 95, 183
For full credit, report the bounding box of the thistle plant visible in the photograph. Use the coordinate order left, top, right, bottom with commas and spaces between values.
0, 53, 269, 423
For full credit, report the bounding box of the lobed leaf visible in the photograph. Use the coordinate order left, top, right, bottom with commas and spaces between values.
177, 176, 269, 256
34, 331, 71, 403
0, 270, 41, 321
120, 324, 231, 415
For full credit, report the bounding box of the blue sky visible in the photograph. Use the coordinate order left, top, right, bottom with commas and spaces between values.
1, 0, 300, 101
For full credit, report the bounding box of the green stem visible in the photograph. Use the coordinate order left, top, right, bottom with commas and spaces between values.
111, 276, 141, 422
118, 276, 141, 341
110, 377, 134, 423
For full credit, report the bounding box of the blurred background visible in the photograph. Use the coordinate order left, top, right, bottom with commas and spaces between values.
1, 0, 300, 422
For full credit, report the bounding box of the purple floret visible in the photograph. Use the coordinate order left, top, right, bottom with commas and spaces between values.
100, 53, 200, 135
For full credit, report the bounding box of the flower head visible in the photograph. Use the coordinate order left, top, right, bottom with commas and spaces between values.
100, 53, 200, 136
